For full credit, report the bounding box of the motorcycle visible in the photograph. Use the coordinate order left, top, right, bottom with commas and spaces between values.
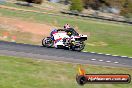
42, 28, 87, 51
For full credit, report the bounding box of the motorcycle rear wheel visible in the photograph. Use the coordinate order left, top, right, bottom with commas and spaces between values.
42, 37, 54, 48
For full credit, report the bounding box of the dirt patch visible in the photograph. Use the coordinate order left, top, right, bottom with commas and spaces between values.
0, 16, 52, 36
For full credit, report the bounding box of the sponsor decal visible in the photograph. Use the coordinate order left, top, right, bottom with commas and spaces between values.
76, 65, 131, 85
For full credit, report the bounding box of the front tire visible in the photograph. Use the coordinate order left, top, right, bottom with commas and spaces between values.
71, 41, 85, 52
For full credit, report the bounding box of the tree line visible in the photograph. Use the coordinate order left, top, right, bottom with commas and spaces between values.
70, 0, 132, 16
17, 0, 132, 17
17, 0, 43, 4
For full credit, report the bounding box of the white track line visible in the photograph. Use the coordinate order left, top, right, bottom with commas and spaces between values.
121, 56, 128, 58
112, 55, 119, 56
105, 54, 111, 55
86, 52, 131, 58
106, 61, 111, 63
91, 59, 96, 61
99, 60, 103, 62
114, 62, 119, 64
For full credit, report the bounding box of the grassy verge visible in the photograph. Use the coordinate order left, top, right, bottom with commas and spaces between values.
0, 55, 132, 88
0, 8, 132, 57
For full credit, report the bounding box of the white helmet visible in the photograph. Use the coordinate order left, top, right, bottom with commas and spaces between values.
64, 24, 70, 29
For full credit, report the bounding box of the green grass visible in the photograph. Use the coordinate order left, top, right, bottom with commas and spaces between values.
0, 55, 132, 88
0, 8, 132, 57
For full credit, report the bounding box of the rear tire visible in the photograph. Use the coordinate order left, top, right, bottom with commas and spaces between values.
42, 37, 54, 48
42, 38, 46, 47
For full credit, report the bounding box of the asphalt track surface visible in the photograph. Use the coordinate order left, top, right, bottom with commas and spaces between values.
0, 41, 132, 68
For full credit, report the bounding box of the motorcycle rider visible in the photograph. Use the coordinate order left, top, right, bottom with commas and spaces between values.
64, 24, 79, 36
50, 28, 57, 40
64, 24, 71, 29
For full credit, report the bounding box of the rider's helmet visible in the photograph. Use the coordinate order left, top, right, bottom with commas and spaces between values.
64, 24, 70, 29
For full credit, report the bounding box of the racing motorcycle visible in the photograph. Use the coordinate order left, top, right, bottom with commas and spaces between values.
42, 28, 87, 51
